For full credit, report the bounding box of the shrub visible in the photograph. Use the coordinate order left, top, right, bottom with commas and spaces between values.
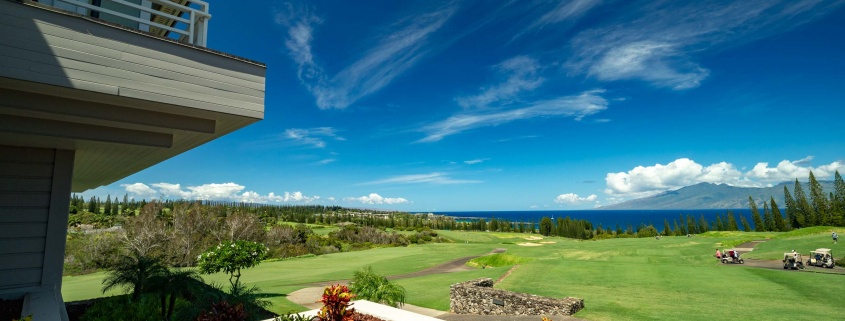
80, 294, 160, 321
317, 284, 355, 321
198, 240, 268, 288
349, 266, 405, 308
196, 301, 248, 321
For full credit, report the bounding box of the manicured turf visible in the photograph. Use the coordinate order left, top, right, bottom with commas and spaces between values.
62, 228, 844, 320
62, 243, 493, 314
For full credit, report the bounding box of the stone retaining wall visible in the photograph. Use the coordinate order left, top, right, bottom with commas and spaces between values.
450, 278, 584, 316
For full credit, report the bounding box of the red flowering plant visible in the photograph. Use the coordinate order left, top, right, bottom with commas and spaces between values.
316, 284, 355, 321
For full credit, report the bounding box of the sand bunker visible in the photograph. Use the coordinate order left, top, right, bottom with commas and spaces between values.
517, 242, 543, 246
539, 241, 556, 244
524, 236, 543, 241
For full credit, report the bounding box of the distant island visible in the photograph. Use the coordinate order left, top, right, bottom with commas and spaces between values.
598, 181, 835, 210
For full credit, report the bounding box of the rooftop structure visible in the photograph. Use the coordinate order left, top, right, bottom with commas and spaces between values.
0, 0, 266, 319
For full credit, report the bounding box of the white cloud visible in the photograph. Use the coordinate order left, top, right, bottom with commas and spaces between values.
123, 182, 319, 203
603, 157, 845, 199
359, 172, 481, 186
344, 193, 409, 205
419, 90, 608, 142
318, 159, 337, 165
456, 56, 544, 109
121, 183, 157, 199
745, 159, 844, 184
279, 5, 455, 109
554, 193, 598, 204
567, 0, 842, 90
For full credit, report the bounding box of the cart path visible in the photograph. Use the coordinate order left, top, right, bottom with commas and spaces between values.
722, 240, 844, 274
287, 248, 507, 309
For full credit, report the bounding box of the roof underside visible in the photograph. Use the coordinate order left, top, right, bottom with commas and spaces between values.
0, 0, 266, 192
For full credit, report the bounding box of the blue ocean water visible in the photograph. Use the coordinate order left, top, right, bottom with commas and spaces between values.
431, 209, 755, 231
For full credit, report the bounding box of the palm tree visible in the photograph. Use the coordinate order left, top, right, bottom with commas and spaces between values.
101, 254, 166, 300
349, 266, 405, 307
148, 268, 204, 320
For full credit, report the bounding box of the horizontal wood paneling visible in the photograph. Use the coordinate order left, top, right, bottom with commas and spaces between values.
0, 2, 266, 119
0, 178, 52, 192
0, 238, 45, 255
0, 194, 51, 206
0, 208, 49, 223
0, 223, 47, 239
0, 163, 54, 178
0, 268, 42, 289
0, 147, 55, 163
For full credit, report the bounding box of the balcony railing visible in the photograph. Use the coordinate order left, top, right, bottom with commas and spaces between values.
48, 0, 210, 46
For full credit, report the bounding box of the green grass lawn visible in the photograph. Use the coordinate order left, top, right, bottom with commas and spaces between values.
62, 228, 844, 320
62, 242, 493, 314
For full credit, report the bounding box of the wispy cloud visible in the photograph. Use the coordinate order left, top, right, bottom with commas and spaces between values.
283, 127, 345, 148
279, 5, 456, 109
566, 0, 843, 90
526, 0, 601, 32
464, 158, 490, 165
317, 159, 336, 165
456, 56, 544, 109
419, 90, 608, 143
359, 172, 481, 186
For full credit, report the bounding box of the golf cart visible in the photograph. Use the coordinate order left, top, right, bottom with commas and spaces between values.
806, 248, 835, 268
721, 249, 744, 264
783, 252, 804, 270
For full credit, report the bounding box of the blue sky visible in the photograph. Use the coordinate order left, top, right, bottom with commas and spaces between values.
84, 0, 845, 211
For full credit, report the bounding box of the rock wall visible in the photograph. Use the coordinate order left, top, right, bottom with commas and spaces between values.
450, 278, 584, 316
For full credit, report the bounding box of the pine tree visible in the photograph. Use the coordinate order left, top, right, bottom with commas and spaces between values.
835, 171, 845, 222
104, 194, 113, 216
749, 196, 764, 231
727, 211, 739, 231
663, 219, 671, 236
794, 179, 814, 226
739, 214, 751, 232
763, 201, 775, 232
88, 196, 97, 213
771, 197, 786, 231
698, 214, 709, 233
808, 171, 829, 225
715, 215, 724, 231
687, 215, 697, 234
784, 186, 801, 228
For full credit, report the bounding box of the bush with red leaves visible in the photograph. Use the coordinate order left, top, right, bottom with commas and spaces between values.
196, 301, 249, 321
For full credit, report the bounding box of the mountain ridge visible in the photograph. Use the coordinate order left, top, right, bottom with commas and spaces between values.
598, 181, 836, 210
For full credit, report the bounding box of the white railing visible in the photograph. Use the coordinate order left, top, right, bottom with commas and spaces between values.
51, 0, 211, 46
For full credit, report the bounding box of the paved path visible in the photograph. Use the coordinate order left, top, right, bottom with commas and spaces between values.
285, 248, 587, 320
286, 248, 506, 310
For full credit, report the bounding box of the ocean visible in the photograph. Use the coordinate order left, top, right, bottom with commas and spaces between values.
430, 209, 755, 231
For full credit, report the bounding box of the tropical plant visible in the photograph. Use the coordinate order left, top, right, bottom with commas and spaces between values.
348, 266, 405, 308
198, 240, 268, 288
101, 254, 166, 300
148, 268, 204, 320
317, 284, 355, 321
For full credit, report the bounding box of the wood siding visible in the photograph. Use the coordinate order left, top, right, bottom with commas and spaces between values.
0, 146, 53, 291
0, 1, 265, 119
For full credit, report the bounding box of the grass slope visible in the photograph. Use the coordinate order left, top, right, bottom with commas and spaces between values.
63, 228, 843, 320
